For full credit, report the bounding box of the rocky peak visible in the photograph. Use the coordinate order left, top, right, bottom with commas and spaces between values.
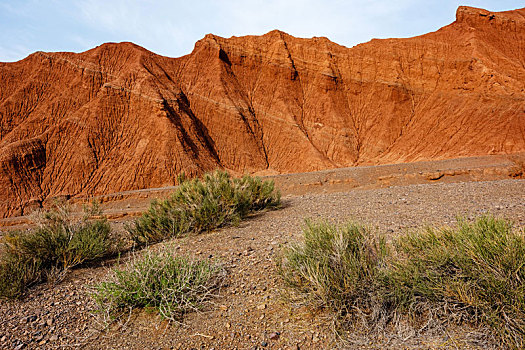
455, 6, 525, 31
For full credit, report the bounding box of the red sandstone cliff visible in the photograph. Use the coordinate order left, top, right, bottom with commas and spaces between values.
1, 6, 524, 217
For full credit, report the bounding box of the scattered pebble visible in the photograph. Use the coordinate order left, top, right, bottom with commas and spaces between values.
269, 331, 280, 340
0, 179, 523, 349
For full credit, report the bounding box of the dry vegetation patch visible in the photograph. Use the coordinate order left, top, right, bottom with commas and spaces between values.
0, 171, 281, 301
278, 216, 525, 349
92, 247, 226, 324
0, 202, 115, 299
128, 170, 281, 245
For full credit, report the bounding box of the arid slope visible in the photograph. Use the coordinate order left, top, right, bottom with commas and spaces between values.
1, 6, 524, 217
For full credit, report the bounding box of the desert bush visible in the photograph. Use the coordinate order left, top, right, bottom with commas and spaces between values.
129, 170, 281, 245
0, 202, 114, 299
276, 220, 385, 315
0, 254, 42, 299
277, 216, 525, 349
384, 216, 525, 349
92, 247, 226, 323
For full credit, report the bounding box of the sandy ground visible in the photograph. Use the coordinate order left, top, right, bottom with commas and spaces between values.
2, 153, 523, 229
0, 155, 524, 349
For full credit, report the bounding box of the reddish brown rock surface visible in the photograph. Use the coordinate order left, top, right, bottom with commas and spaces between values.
1, 6, 524, 218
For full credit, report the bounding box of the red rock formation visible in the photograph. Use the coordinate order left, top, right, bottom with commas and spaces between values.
1, 6, 524, 217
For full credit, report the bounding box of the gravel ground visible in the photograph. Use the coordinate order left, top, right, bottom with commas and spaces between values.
0, 179, 524, 349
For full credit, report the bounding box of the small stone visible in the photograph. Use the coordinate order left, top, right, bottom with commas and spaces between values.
46, 318, 54, 326
49, 335, 58, 342
269, 332, 280, 340
0, 336, 6, 342
219, 305, 228, 311
257, 304, 267, 310
225, 322, 231, 329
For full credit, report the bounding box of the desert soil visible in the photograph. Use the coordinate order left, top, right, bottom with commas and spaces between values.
2, 6, 525, 221
0, 158, 524, 349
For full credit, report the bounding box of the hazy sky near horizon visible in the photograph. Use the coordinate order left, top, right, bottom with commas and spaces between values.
0, 0, 522, 62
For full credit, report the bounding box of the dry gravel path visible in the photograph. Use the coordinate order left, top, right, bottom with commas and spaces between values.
0, 179, 524, 349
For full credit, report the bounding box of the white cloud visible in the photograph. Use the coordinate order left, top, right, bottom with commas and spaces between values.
73, 0, 203, 56
197, 0, 422, 46
0, 44, 32, 62
72, 0, 425, 55
0, 0, 522, 61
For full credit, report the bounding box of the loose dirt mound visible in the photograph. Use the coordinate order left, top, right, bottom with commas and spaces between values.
1, 6, 524, 217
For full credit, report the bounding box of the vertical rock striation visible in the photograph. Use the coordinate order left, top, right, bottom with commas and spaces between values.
0, 6, 524, 217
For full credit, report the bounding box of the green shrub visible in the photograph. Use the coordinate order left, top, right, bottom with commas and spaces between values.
277, 216, 525, 349
129, 170, 281, 245
277, 220, 385, 315
0, 202, 114, 299
384, 216, 525, 349
92, 247, 226, 322
0, 254, 42, 299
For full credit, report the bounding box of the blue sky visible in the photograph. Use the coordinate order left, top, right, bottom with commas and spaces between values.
0, 0, 522, 62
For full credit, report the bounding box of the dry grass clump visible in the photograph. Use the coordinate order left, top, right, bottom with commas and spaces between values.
278, 216, 525, 349
129, 170, 281, 246
276, 220, 385, 316
92, 247, 226, 323
0, 202, 114, 299
386, 216, 525, 348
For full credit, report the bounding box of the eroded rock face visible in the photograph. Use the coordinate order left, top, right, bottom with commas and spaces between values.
1, 6, 524, 217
